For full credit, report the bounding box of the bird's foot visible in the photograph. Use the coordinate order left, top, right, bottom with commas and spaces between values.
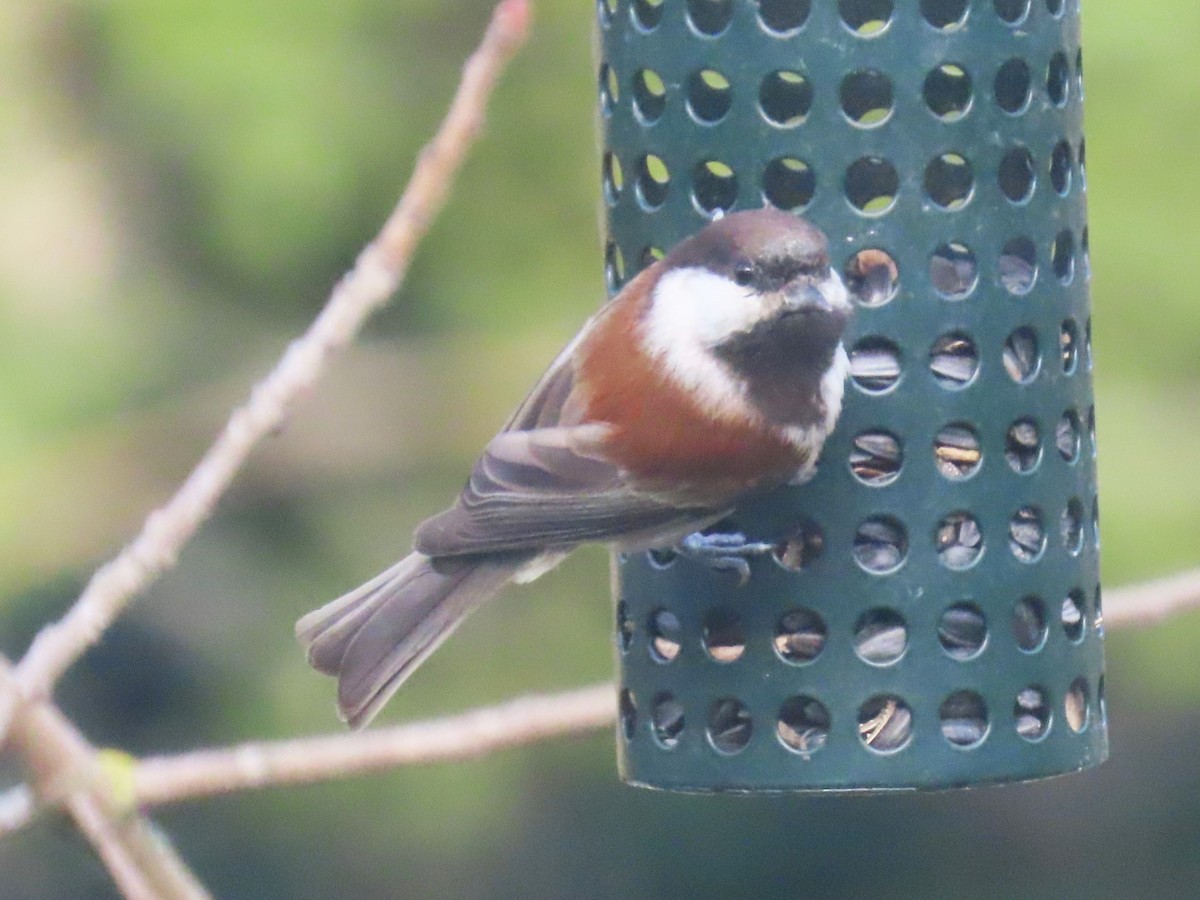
674, 531, 776, 587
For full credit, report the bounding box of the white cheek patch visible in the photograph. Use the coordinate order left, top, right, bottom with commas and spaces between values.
642, 267, 764, 424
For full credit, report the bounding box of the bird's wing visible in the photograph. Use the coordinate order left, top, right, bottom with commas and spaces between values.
413, 424, 715, 557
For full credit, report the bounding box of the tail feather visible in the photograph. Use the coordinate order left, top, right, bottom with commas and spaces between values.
296, 553, 523, 728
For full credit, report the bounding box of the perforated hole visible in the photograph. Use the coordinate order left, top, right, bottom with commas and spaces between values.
839, 0, 894, 37
687, 68, 732, 124
854, 516, 909, 574
599, 62, 619, 114
693, 159, 738, 215
1095, 585, 1104, 635
1098, 673, 1106, 721
858, 695, 912, 753
1006, 418, 1041, 473
849, 336, 902, 392
924, 63, 972, 121
998, 146, 1036, 203
633, 0, 665, 31
1015, 686, 1051, 740
995, 58, 1032, 114
925, 153, 974, 210
1052, 229, 1075, 283
1081, 226, 1091, 278
845, 156, 899, 215
934, 424, 982, 479
941, 691, 988, 747
759, 70, 813, 126
840, 70, 894, 127
619, 688, 637, 740
651, 693, 684, 748
763, 157, 816, 211
1076, 47, 1085, 94
598, 0, 618, 28
854, 609, 908, 665
633, 68, 667, 123
777, 696, 830, 757
1092, 495, 1101, 549
844, 249, 898, 307
1009, 506, 1046, 562
1062, 588, 1085, 641
707, 697, 752, 754
929, 331, 978, 388
1085, 317, 1093, 370
1079, 137, 1087, 184
1060, 318, 1078, 373
994, 0, 1031, 25
703, 608, 746, 663
1087, 404, 1096, 455
772, 521, 824, 571
1045, 0, 1065, 16
636, 154, 670, 209
1050, 140, 1073, 195
647, 547, 676, 569
1003, 326, 1040, 383
1057, 409, 1081, 462
605, 241, 626, 291
617, 601, 633, 653
774, 608, 827, 663
850, 430, 902, 485
922, 0, 968, 30
648, 608, 681, 662
687, 0, 734, 36
1000, 235, 1038, 294
937, 511, 984, 569
1047, 51, 1070, 106
1065, 677, 1090, 732
939, 602, 987, 660
640, 246, 664, 269
1061, 499, 1084, 555
602, 152, 623, 205
930, 242, 978, 298
1013, 597, 1048, 652
758, 0, 811, 34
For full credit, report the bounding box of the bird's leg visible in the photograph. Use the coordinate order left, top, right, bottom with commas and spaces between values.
674, 531, 776, 586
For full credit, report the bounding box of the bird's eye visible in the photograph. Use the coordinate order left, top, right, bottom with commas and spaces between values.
733, 263, 754, 287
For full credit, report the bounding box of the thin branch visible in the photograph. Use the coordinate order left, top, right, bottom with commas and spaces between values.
1103, 566, 1200, 629
0, 659, 210, 897
67, 795, 162, 900
133, 683, 614, 807
0, 785, 35, 836
12, 0, 532, 704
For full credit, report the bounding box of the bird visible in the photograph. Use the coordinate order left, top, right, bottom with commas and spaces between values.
296, 208, 853, 728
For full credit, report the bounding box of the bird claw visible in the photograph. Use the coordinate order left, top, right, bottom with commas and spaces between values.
674, 531, 776, 587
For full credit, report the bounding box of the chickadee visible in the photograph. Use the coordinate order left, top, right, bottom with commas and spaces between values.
297, 209, 853, 728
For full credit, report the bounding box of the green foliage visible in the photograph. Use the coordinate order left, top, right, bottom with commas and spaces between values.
2, 2, 1199, 897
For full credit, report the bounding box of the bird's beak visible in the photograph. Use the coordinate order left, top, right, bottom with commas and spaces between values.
783, 282, 834, 314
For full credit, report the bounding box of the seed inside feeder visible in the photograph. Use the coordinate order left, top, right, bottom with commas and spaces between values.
937, 511, 983, 568
934, 424, 982, 478
1003, 326, 1039, 382
849, 338, 902, 392
850, 430, 903, 484
929, 332, 978, 387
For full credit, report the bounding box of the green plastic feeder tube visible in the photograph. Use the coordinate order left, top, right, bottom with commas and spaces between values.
598, 0, 1105, 792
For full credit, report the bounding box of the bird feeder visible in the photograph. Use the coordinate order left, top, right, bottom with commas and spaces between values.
598, 0, 1105, 791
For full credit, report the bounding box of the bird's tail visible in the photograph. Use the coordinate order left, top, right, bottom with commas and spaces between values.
296, 552, 523, 728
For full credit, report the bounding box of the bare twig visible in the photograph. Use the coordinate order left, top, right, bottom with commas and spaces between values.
12, 0, 532, 704
67, 795, 162, 900
0, 785, 35, 836
134, 683, 614, 806
1, 659, 209, 897
1103, 567, 1200, 629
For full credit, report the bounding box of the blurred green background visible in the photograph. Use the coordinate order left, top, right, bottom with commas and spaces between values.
2, 1, 1199, 897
